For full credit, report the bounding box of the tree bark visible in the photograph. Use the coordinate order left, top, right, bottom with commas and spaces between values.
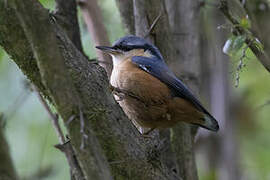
54, 0, 84, 54
165, 1, 201, 179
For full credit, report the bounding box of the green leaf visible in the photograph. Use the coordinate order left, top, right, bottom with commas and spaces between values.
240, 17, 251, 29
223, 35, 246, 56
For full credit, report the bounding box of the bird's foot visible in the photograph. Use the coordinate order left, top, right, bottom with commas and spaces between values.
114, 93, 126, 101
109, 84, 126, 101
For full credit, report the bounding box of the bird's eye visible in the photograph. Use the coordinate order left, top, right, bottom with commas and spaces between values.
122, 46, 132, 51
114, 44, 132, 52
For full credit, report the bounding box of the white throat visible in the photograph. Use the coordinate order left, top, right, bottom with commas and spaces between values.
111, 55, 123, 66
110, 49, 152, 67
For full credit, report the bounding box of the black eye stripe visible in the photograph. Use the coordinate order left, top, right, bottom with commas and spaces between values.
114, 44, 132, 51
113, 43, 155, 53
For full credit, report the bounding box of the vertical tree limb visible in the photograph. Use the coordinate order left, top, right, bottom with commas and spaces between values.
54, 0, 84, 53
209, 8, 241, 180
115, 0, 135, 34
131, 0, 199, 179
133, 0, 151, 41
116, 0, 200, 178
165, 0, 201, 179
78, 0, 112, 77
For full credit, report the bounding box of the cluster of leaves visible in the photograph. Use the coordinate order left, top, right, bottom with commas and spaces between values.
222, 16, 264, 87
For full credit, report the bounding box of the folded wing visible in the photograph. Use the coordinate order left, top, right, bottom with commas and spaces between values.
132, 56, 219, 131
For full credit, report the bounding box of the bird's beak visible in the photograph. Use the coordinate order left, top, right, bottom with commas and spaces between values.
96, 46, 122, 55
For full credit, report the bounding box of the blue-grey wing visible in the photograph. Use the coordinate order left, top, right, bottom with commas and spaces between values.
131, 56, 212, 116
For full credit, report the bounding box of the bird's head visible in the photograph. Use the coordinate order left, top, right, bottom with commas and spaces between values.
96, 35, 163, 66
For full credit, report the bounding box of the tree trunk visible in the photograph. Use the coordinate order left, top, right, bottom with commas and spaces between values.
210, 9, 241, 180
78, 0, 112, 77
116, 0, 202, 179
166, 1, 201, 179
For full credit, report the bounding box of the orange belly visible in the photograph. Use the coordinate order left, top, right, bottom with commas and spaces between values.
110, 59, 204, 129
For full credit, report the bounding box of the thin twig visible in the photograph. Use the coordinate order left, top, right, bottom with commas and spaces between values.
33, 85, 66, 144
66, 114, 76, 125
33, 85, 85, 179
235, 44, 249, 87
79, 108, 88, 150
108, 160, 128, 165
144, 11, 162, 39
256, 100, 270, 111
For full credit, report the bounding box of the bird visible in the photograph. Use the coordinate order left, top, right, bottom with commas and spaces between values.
96, 35, 219, 134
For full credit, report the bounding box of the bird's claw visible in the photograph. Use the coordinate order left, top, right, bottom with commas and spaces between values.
114, 92, 125, 101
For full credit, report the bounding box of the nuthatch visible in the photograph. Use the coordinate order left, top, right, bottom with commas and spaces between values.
96, 35, 219, 134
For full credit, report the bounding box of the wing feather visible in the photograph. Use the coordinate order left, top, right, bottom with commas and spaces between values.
131, 56, 213, 117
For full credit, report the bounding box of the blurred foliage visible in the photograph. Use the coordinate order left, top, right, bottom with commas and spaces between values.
234, 49, 270, 179
221, 33, 270, 179
223, 35, 246, 56
0, 0, 270, 179
239, 17, 251, 30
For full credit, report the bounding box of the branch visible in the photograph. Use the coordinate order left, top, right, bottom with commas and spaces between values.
33, 85, 66, 143
219, 0, 270, 73
54, 0, 84, 53
143, 12, 162, 39
78, 0, 112, 77
34, 85, 84, 179
133, 0, 151, 40
11, 0, 112, 179
0, 0, 50, 101
115, 0, 135, 34
165, 0, 202, 179
242, 0, 270, 64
